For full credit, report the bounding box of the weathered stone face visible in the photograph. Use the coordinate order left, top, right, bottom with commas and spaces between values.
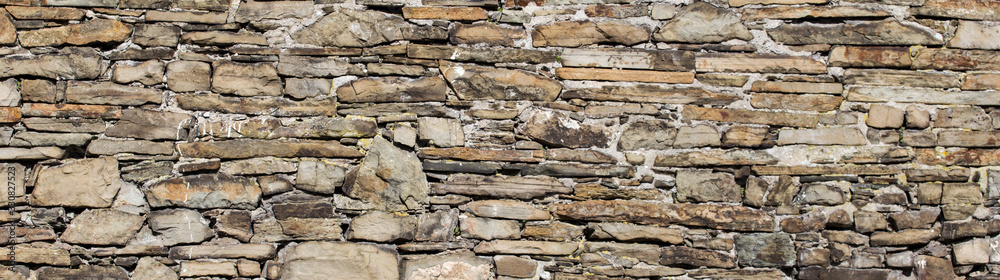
292, 8, 446, 47
343, 137, 429, 211
441, 62, 562, 101
517, 108, 610, 149
280, 242, 399, 280
61, 208, 144, 246
654, 2, 752, 43
32, 157, 122, 208
146, 174, 262, 210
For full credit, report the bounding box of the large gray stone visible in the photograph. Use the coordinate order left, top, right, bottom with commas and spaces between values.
31, 157, 122, 208
517, 108, 610, 149
440, 62, 561, 101
295, 159, 347, 194
343, 137, 429, 211
148, 209, 214, 246
292, 8, 446, 47
0, 47, 103, 79
280, 242, 399, 280
653, 2, 751, 43
61, 208, 144, 246
105, 109, 194, 140
676, 170, 740, 203
769, 19, 944, 45
734, 233, 795, 267
346, 211, 417, 242
402, 251, 493, 280
212, 61, 281, 97
618, 120, 676, 150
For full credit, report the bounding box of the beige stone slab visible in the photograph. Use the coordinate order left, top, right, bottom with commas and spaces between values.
695, 53, 826, 74
847, 86, 1000, 105
556, 68, 694, 83
682, 106, 819, 127
750, 81, 843, 94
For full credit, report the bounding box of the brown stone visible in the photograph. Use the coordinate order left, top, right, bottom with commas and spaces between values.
654, 2, 751, 43
292, 8, 446, 47
754, 165, 899, 175
916, 148, 1000, 166
938, 131, 1000, 147
0, 10, 14, 45
18, 18, 131, 47
21, 103, 121, 119
147, 174, 261, 209
64, 81, 161, 106
495, 256, 536, 278
32, 157, 122, 208
829, 46, 912, 68
911, 48, 1000, 71
845, 69, 963, 88
683, 106, 819, 127
750, 93, 843, 112
555, 200, 774, 232
696, 53, 826, 74
145, 10, 228, 24
463, 200, 551, 220
723, 125, 769, 147
402, 7, 487, 20
556, 68, 693, 83
435, 174, 570, 199
560, 48, 695, 71
870, 229, 939, 246
106, 109, 193, 140
474, 240, 578, 255
448, 22, 526, 47
517, 108, 610, 148
915, 255, 956, 280
37, 266, 128, 280
5, 6, 85, 20
563, 85, 737, 106
750, 81, 843, 94
730, 0, 825, 6
170, 244, 276, 260
407, 44, 557, 64
61, 209, 144, 246
776, 127, 866, 145
962, 73, 1000, 90
176, 94, 339, 117
337, 76, 448, 103
441, 62, 561, 101
848, 86, 1000, 105
913, 0, 1000, 20
418, 147, 541, 162
532, 20, 649, 47
799, 267, 890, 280
0, 47, 104, 79
585, 4, 645, 18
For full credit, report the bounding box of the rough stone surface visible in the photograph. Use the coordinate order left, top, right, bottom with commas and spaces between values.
32, 157, 122, 207
61, 208, 144, 246
343, 137, 429, 211
281, 242, 398, 280
654, 2, 751, 43
146, 174, 262, 209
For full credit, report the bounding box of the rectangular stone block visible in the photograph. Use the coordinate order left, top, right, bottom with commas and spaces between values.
556, 67, 694, 83
407, 44, 557, 64
402, 7, 487, 20
418, 147, 542, 162
847, 86, 1000, 106
844, 69, 963, 88
177, 140, 363, 159
937, 131, 1000, 147
750, 93, 843, 112
563, 85, 737, 105
561, 48, 695, 71
750, 81, 843, 94
176, 94, 339, 117
682, 106, 819, 127
912, 48, 1000, 71
696, 53, 826, 74
829, 46, 912, 68
21, 103, 121, 119
916, 148, 1000, 166
752, 165, 900, 175
144, 10, 228, 24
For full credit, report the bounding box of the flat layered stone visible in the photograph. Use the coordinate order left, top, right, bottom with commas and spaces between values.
338, 103, 448, 117
234, 0, 313, 23
799, 267, 890, 280
560, 48, 694, 71
178, 140, 362, 159
22, 103, 121, 119
730, 0, 825, 6
870, 229, 939, 246
556, 68, 693, 83
418, 147, 542, 162
200, 117, 375, 139
463, 200, 551, 220
337, 76, 448, 103
0, 106, 18, 123
911, 48, 1000, 71
916, 148, 1000, 166
653, 149, 778, 167
32, 157, 121, 207
555, 200, 774, 232
912, 0, 1000, 20
292, 8, 446, 47
676, 170, 740, 203
682, 106, 819, 127
147, 174, 261, 209
87, 139, 175, 155
520, 163, 635, 178
441, 62, 561, 101
37, 266, 128, 280
776, 127, 866, 145
847, 86, 1000, 105
145, 10, 227, 24
7, 131, 91, 147
22, 118, 105, 133
402, 7, 487, 20
0, 147, 64, 160
6, 6, 85, 20
61, 208, 144, 246
347, 211, 417, 242
435, 174, 570, 199
660, 246, 736, 268
588, 223, 683, 244
963, 73, 1000, 90
276, 56, 363, 78
517, 108, 610, 148
176, 94, 339, 116
170, 244, 276, 260
532, 20, 649, 47
281, 242, 398, 280
752, 165, 900, 175
474, 240, 578, 255
844, 69, 962, 88
106, 109, 193, 140
407, 44, 557, 64
769, 20, 943, 45
64, 81, 161, 106
653, 2, 751, 43
829, 46, 912, 68
563, 85, 737, 105
696, 53, 826, 74
750, 81, 842, 94
948, 21, 1000, 50
750, 93, 843, 112
449, 22, 527, 47
938, 131, 1000, 147
743, 6, 889, 20
18, 18, 131, 47
0, 47, 103, 79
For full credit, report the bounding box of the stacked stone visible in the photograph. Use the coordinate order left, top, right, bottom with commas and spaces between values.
0, 0, 999, 278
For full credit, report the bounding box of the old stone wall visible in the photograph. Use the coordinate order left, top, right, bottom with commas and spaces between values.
0, 0, 999, 279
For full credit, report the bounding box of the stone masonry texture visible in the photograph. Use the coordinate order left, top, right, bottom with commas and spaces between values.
0, 0, 999, 279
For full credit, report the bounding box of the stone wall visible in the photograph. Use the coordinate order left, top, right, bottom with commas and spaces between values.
0, 0, 999, 278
